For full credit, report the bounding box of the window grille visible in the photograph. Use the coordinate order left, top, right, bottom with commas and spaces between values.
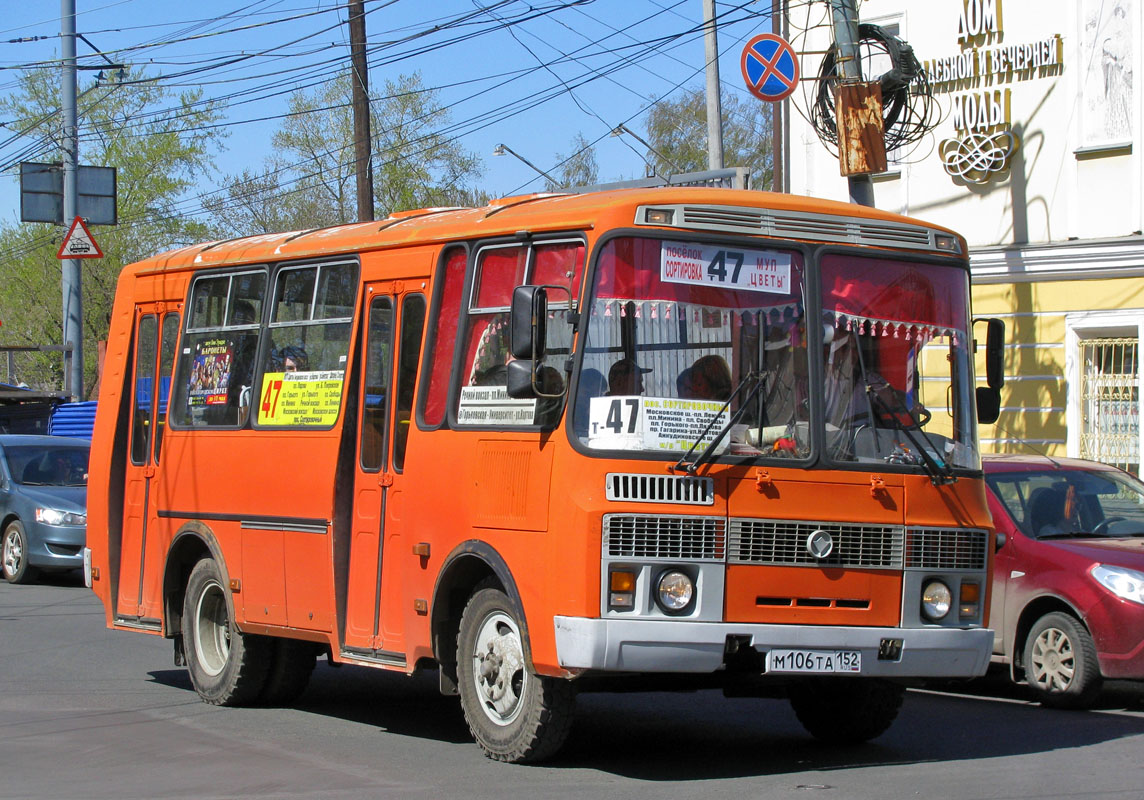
1079, 337, 1139, 476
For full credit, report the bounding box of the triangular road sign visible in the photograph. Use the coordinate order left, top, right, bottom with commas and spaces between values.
57, 215, 103, 259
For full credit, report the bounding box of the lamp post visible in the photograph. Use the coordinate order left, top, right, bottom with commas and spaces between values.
492, 143, 558, 186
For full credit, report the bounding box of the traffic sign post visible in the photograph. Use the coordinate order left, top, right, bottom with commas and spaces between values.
57, 216, 103, 260
741, 33, 801, 103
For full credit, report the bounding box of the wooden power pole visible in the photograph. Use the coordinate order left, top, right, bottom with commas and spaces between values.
348, 1, 374, 222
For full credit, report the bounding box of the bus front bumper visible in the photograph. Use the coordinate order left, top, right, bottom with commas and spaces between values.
553, 616, 993, 678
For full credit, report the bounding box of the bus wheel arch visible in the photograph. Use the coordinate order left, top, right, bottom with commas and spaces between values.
163, 522, 228, 640
431, 542, 528, 695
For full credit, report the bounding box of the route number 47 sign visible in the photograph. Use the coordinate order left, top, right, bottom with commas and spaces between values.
660, 240, 791, 294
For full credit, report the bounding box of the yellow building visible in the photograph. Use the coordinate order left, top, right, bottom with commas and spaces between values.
784, 0, 1142, 475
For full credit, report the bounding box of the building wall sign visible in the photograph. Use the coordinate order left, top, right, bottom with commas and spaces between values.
922, 0, 1065, 184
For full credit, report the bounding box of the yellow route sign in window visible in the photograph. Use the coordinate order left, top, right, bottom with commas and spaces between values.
259, 370, 345, 427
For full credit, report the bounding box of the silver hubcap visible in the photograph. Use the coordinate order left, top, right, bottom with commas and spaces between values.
1030, 627, 1075, 691
193, 579, 230, 677
2, 529, 22, 576
471, 610, 526, 726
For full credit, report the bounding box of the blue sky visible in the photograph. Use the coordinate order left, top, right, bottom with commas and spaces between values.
0, 1, 789, 227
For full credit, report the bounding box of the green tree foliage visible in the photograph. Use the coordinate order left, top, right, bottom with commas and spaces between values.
207, 72, 484, 236
0, 68, 224, 398
643, 87, 774, 189
545, 133, 599, 191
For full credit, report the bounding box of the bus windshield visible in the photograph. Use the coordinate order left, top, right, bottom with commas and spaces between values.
571, 236, 979, 473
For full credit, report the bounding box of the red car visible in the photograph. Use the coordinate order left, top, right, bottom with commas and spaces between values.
983, 454, 1144, 708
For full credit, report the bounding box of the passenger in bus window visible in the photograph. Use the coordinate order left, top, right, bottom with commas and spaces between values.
679, 355, 732, 401
280, 345, 309, 373
607, 358, 649, 396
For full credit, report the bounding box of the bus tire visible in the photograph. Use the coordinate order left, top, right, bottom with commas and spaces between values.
182, 557, 270, 706
788, 677, 904, 743
258, 638, 318, 706
456, 585, 575, 763
1024, 612, 1102, 709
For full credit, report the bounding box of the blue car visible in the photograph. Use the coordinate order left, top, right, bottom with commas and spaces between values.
0, 435, 89, 584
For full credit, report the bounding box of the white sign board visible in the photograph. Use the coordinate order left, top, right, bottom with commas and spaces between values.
457, 385, 537, 426
587, 395, 730, 453
661, 240, 791, 294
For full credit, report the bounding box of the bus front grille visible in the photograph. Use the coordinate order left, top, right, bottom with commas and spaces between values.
905, 527, 989, 570
605, 473, 714, 505
603, 514, 725, 561
728, 519, 904, 569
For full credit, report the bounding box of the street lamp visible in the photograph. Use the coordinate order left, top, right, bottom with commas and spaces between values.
492, 143, 558, 186
610, 125, 684, 177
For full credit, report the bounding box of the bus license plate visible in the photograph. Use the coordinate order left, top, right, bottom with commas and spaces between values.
766, 649, 861, 674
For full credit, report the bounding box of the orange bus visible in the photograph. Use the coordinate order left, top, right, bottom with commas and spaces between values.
86, 186, 1004, 763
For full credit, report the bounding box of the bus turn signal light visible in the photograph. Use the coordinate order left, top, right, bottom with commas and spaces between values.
610, 570, 635, 610
960, 580, 981, 620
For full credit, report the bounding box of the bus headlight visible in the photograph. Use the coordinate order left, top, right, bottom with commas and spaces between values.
921, 580, 952, 621
655, 569, 695, 614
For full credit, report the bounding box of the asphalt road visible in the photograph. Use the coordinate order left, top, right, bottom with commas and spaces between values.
3, 573, 1144, 800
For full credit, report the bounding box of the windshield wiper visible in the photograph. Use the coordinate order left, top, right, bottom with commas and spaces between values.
865, 382, 957, 486
672, 370, 766, 474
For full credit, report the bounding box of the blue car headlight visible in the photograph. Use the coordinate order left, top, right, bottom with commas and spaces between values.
35, 508, 87, 526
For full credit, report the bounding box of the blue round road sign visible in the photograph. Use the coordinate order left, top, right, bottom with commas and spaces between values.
741, 33, 800, 102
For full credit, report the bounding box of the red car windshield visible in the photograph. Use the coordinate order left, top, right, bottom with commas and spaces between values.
987, 467, 1144, 538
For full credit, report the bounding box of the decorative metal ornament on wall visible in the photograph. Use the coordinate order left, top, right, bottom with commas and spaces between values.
939, 129, 1019, 184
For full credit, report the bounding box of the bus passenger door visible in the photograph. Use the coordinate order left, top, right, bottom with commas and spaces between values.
117, 306, 180, 622
344, 285, 426, 658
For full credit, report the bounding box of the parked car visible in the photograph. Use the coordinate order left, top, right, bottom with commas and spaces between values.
0, 435, 89, 584
983, 454, 1144, 708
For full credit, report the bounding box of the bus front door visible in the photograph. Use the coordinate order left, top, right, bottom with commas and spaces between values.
116, 306, 180, 623
343, 284, 426, 661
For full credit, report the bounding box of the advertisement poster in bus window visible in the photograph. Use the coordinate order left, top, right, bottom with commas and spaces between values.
259, 370, 345, 426
187, 339, 233, 406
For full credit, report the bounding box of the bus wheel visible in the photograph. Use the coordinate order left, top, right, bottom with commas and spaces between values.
3, 520, 39, 584
788, 677, 904, 743
182, 558, 269, 706
456, 585, 575, 763
1024, 612, 1102, 709
258, 638, 318, 706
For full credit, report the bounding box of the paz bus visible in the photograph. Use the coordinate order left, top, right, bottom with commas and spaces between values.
86, 186, 1004, 763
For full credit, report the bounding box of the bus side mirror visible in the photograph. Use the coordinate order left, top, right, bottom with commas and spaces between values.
510, 285, 547, 361
984, 317, 1005, 389
973, 317, 1004, 424
506, 359, 535, 399
976, 386, 1000, 424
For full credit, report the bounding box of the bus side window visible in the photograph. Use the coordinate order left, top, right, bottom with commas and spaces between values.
393, 294, 426, 471
130, 315, 158, 465
258, 261, 357, 428
419, 246, 467, 428
360, 297, 394, 471
154, 312, 180, 461
171, 270, 266, 429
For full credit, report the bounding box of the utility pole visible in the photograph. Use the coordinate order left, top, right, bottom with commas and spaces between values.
829, 0, 875, 207
61, 0, 82, 399
771, 0, 788, 192
702, 0, 724, 170
348, 0, 374, 222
